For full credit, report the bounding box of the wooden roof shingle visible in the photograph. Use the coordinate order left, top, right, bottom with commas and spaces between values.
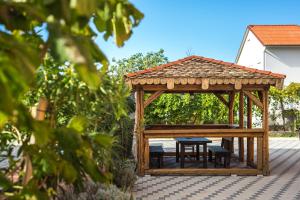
125, 55, 285, 90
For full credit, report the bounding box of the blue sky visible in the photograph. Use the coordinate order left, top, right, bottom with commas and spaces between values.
96, 0, 300, 63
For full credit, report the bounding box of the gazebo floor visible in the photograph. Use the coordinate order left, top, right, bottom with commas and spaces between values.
135, 138, 300, 200
150, 155, 251, 169
149, 138, 255, 170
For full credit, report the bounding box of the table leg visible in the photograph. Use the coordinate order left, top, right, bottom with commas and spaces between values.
203, 143, 207, 168
196, 144, 200, 161
180, 143, 185, 168
176, 141, 179, 162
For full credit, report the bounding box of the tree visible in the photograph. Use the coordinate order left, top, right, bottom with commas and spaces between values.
0, 0, 143, 199
111, 49, 168, 76
269, 83, 300, 132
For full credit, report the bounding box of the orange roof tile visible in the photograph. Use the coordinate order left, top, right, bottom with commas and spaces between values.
248, 25, 300, 45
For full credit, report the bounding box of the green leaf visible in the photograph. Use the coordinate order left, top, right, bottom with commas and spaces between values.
67, 116, 88, 133
74, 64, 101, 90
33, 121, 52, 147
60, 160, 78, 183
70, 0, 97, 16
81, 155, 107, 182
0, 172, 12, 191
55, 128, 82, 151
93, 134, 114, 149
0, 111, 8, 129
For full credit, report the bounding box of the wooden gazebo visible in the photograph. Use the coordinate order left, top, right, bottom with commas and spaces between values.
125, 55, 285, 176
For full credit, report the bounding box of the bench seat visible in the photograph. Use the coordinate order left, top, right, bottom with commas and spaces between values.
208, 145, 231, 168
150, 145, 164, 168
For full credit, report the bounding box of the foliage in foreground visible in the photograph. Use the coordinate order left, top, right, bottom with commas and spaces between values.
0, 0, 143, 199
57, 181, 132, 200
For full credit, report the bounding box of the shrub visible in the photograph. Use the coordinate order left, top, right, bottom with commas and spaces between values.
57, 182, 132, 200
112, 159, 137, 190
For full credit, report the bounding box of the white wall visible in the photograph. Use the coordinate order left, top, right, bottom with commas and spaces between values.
265, 46, 300, 84
236, 30, 265, 70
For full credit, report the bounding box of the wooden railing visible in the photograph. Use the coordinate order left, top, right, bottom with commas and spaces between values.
144, 128, 264, 138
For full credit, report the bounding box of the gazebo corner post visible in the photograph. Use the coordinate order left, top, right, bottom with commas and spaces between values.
134, 88, 145, 176
228, 91, 235, 153
246, 96, 254, 166
238, 90, 245, 162
228, 91, 235, 125
262, 89, 270, 175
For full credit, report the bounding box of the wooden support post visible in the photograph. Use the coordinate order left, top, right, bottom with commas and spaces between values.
229, 92, 235, 125
262, 89, 270, 175
229, 91, 235, 153
258, 91, 263, 103
247, 97, 254, 166
144, 138, 149, 170
135, 89, 145, 175
257, 137, 263, 171
238, 91, 244, 162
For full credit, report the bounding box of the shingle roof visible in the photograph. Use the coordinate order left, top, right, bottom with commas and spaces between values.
248, 25, 300, 46
126, 55, 285, 79
125, 55, 285, 90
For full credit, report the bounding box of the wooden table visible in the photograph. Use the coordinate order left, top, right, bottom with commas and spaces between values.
176, 137, 212, 168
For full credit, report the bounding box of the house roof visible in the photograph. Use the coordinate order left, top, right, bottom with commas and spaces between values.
125, 55, 285, 89
248, 25, 300, 46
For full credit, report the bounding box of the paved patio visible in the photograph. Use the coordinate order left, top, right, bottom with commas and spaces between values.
133, 138, 300, 200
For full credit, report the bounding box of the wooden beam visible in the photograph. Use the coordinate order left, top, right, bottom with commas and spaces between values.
257, 137, 263, 171
138, 84, 268, 92
234, 79, 242, 90
229, 91, 235, 125
144, 128, 264, 138
228, 91, 235, 153
135, 89, 145, 175
239, 91, 244, 162
247, 97, 254, 166
247, 97, 253, 128
262, 89, 270, 175
144, 90, 164, 108
146, 168, 261, 175
144, 138, 149, 170
215, 93, 229, 107
144, 128, 264, 134
244, 91, 263, 109
202, 78, 209, 90
258, 91, 263, 103
140, 90, 144, 175
166, 78, 175, 89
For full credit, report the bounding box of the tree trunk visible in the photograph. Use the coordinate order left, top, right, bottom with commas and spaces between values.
23, 98, 48, 185
279, 98, 286, 131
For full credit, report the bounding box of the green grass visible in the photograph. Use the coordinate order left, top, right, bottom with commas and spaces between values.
269, 131, 299, 137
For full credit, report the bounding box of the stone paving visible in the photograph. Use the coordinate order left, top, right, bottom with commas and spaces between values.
133, 138, 300, 200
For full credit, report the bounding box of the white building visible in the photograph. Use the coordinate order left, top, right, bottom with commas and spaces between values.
236, 25, 300, 84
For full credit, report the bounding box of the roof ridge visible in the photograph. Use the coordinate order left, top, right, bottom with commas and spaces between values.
125, 55, 286, 79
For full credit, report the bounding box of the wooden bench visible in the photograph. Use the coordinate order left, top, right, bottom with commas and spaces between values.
208, 137, 234, 168
208, 146, 231, 168
150, 145, 164, 168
